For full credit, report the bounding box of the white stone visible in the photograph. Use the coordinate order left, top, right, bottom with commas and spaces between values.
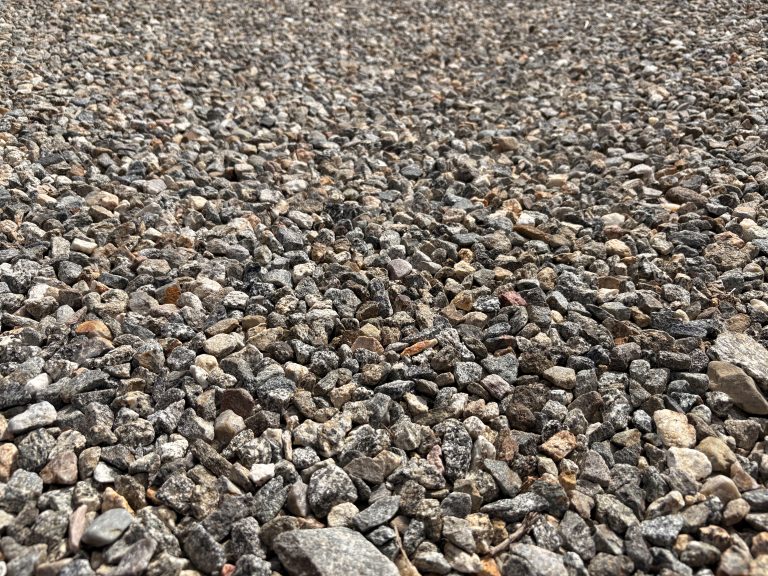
667, 447, 712, 481
71, 238, 98, 254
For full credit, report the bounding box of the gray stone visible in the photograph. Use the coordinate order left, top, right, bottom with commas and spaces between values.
640, 514, 684, 546
308, 465, 358, 517
387, 258, 413, 280
595, 494, 638, 534
233, 555, 272, 576
352, 496, 400, 532
273, 527, 399, 576
482, 459, 522, 497
413, 541, 452, 574
579, 450, 611, 487
81, 508, 133, 547
454, 362, 483, 388
481, 354, 519, 384
441, 422, 472, 480
503, 543, 567, 576
481, 492, 548, 522
182, 524, 226, 574
8, 401, 57, 435
111, 538, 157, 576
560, 510, 595, 561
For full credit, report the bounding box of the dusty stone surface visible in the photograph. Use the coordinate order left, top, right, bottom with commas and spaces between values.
1, 0, 767, 574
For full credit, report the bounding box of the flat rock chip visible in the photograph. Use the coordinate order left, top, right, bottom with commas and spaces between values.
539, 430, 577, 461
711, 333, 768, 388
273, 527, 399, 576
502, 543, 567, 576
708, 360, 768, 415
8, 401, 57, 435
81, 508, 133, 547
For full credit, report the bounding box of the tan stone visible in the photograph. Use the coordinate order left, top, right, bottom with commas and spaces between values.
452, 291, 475, 312
68, 505, 89, 552
539, 430, 577, 461
606, 239, 632, 258
326, 502, 359, 527
750, 555, 768, 576
708, 360, 768, 415
718, 537, 752, 576
101, 487, 133, 513
40, 451, 78, 485
731, 462, 760, 493
75, 319, 112, 339
494, 428, 518, 463
723, 498, 750, 526
700, 525, 732, 551
478, 557, 502, 576
751, 532, 768, 557
85, 190, 119, 210
667, 447, 712, 481
0, 443, 19, 481
697, 436, 737, 472
351, 336, 384, 354
701, 475, 741, 504
654, 409, 696, 448
612, 429, 642, 447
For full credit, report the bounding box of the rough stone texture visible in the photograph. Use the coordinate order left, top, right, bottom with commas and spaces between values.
307, 466, 358, 518
7, 402, 57, 435
273, 528, 399, 576
667, 447, 712, 481
711, 333, 768, 388
502, 544, 567, 576
80, 508, 133, 547
654, 410, 697, 448
708, 361, 768, 415
1, 1, 767, 574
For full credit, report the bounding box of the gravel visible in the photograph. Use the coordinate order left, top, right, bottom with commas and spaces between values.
1, 0, 768, 574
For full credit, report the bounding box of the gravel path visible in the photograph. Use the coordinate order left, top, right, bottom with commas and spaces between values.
1, 1, 768, 575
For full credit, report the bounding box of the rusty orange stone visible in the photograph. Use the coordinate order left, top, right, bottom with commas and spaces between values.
101, 487, 133, 513
559, 469, 577, 492
479, 557, 502, 576
161, 283, 181, 304
402, 338, 438, 357
145, 487, 161, 505
75, 319, 111, 339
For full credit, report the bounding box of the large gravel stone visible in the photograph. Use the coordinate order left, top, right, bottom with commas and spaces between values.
8, 401, 57, 435
307, 465, 358, 517
502, 544, 567, 576
653, 409, 696, 448
711, 333, 768, 388
708, 361, 768, 415
273, 528, 399, 576
81, 508, 133, 547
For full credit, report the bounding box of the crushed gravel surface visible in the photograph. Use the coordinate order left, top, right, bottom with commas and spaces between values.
1, 1, 768, 575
